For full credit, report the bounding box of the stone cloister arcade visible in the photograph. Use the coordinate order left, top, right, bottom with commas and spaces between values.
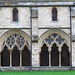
0, 29, 70, 70
38, 29, 70, 67
0, 29, 31, 67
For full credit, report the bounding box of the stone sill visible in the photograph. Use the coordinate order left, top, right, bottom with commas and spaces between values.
0, 66, 71, 71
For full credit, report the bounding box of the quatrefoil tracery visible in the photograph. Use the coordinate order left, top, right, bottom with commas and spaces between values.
45, 33, 65, 45
2, 34, 29, 50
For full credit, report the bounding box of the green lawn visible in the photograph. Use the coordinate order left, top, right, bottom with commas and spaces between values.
0, 71, 75, 75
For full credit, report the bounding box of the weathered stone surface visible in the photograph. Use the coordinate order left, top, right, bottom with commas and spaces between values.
0, 7, 30, 28
32, 8, 38, 18
38, 7, 70, 28
0, 0, 75, 2
0, 5, 75, 70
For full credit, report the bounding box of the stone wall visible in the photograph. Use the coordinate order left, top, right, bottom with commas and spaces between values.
0, 7, 30, 28
38, 7, 70, 37
0, 6, 75, 68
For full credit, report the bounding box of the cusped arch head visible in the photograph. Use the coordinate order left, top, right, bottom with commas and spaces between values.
39, 42, 49, 53
38, 29, 70, 52
51, 42, 59, 50
0, 29, 31, 52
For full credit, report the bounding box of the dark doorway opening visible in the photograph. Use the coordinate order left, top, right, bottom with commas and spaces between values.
61, 44, 70, 66
12, 46, 20, 66
1, 46, 10, 66
22, 46, 31, 66
51, 43, 59, 66
40, 44, 49, 66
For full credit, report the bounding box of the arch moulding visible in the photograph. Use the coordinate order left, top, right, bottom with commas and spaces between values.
38, 29, 70, 53
0, 29, 31, 52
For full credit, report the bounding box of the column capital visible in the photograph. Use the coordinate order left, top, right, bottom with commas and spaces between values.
59, 51, 61, 53
49, 51, 51, 54
20, 50, 22, 54
10, 50, 12, 54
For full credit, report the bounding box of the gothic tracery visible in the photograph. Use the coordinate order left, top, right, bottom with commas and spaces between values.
40, 32, 70, 66
45, 33, 65, 46
2, 33, 29, 50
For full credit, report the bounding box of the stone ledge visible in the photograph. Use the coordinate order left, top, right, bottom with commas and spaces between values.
0, 66, 72, 71
0, 0, 75, 2
0, 2, 75, 6
1, 67, 31, 71
72, 35, 75, 42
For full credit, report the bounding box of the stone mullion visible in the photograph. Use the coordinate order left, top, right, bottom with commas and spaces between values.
69, 52, 71, 66
59, 47, 61, 67
59, 52, 61, 67
0, 52, 1, 67
49, 51, 51, 67
39, 53, 40, 67
20, 51, 22, 67
10, 50, 12, 67
69, 47, 71, 66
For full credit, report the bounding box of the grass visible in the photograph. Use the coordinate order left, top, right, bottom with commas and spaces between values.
0, 71, 75, 75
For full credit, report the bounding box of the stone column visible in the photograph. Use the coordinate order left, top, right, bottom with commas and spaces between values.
69, 52, 71, 66
0, 52, 1, 67
10, 50, 12, 67
49, 51, 51, 67
32, 7, 39, 67
59, 51, 61, 67
39, 53, 40, 67
20, 51, 22, 67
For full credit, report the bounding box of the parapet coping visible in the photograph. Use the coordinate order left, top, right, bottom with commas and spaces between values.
0, 2, 75, 6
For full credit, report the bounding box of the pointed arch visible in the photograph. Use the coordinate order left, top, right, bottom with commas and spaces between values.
51, 43, 59, 66
40, 44, 49, 66
0, 29, 30, 52
39, 29, 70, 67
52, 8, 57, 21
12, 46, 20, 66
61, 43, 70, 66
38, 29, 70, 52
1, 46, 10, 66
22, 45, 31, 66
13, 8, 18, 21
